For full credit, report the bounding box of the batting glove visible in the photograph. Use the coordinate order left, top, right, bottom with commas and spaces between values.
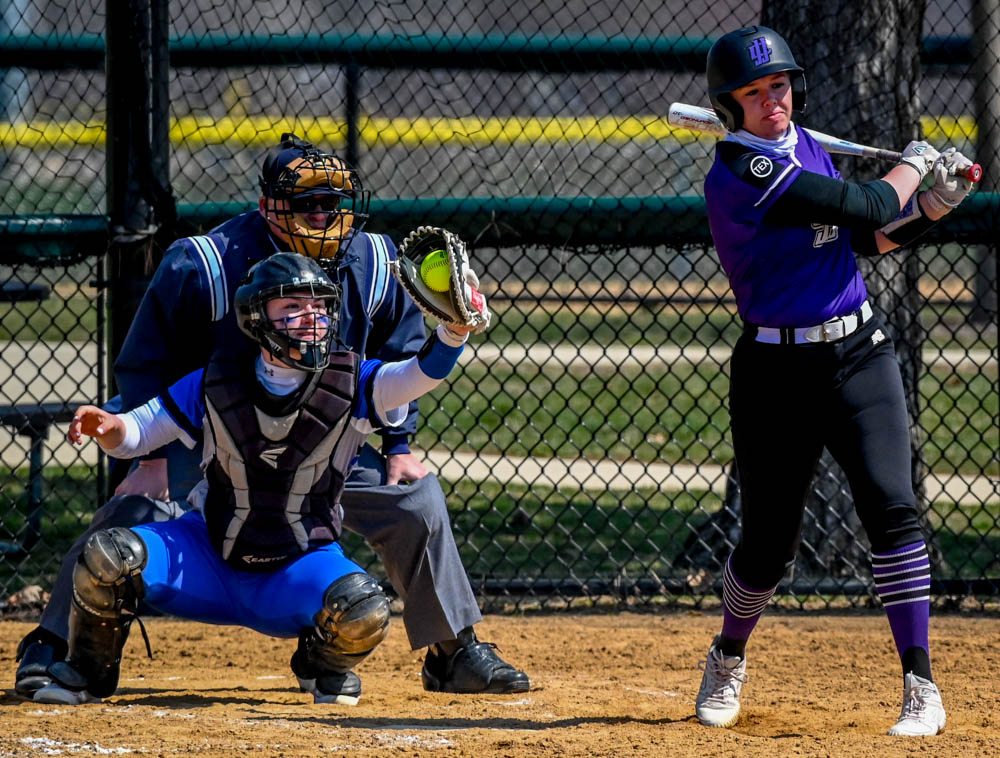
899, 140, 941, 181
922, 147, 975, 214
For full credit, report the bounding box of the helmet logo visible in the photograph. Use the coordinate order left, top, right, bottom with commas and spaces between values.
750, 156, 773, 178
747, 36, 772, 66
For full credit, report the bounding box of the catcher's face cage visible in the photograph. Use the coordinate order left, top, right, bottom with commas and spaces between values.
249, 284, 341, 372
707, 25, 807, 131
261, 150, 371, 263
235, 254, 343, 372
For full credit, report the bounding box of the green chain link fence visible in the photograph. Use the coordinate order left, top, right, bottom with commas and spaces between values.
1, 0, 997, 613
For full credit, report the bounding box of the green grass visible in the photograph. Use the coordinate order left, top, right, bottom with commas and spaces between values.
1, 291, 995, 358
340, 479, 996, 582
416, 359, 997, 476
920, 302, 999, 353
922, 369, 999, 476
1, 466, 994, 600
0, 464, 98, 594
444, 480, 718, 579
926, 501, 1000, 577
0, 298, 98, 342
0, 284, 996, 353
340, 480, 722, 581
485, 299, 997, 354
416, 359, 729, 465
486, 301, 743, 349
0, 293, 994, 596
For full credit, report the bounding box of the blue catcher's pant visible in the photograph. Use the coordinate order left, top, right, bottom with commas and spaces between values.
133, 512, 364, 638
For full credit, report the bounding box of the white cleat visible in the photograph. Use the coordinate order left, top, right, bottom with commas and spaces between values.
695, 640, 747, 728
33, 683, 101, 706
887, 673, 946, 736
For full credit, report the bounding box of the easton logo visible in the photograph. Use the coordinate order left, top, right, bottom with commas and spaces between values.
243, 554, 286, 564
260, 446, 287, 468
748, 36, 772, 66
750, 156, 773, 177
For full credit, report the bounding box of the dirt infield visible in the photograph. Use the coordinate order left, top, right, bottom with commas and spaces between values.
1, 612, 997, 757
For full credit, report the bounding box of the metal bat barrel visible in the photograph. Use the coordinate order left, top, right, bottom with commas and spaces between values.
667, 102, 983, 183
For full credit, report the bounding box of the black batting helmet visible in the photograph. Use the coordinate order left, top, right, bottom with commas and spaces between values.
706, 26, 806, 132
235, 252, 341, 372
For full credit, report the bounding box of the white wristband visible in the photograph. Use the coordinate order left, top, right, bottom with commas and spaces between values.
437, 324, 469, 347
921, 189, 954, 216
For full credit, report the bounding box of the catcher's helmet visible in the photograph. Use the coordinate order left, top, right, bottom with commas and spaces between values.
259, 133, 371, 264
235, 252, 341, 372
706, 26, 806, 132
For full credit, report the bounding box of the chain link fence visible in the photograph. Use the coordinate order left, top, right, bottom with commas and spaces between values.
1, 0, 997, 612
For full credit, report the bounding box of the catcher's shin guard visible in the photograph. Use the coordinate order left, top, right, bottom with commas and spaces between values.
292, 572, 390, 677
56, 527, 147, 698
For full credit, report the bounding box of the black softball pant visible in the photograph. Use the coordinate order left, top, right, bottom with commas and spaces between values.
728, 316, 924, 588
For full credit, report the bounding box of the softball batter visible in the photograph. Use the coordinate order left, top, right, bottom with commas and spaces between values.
694, 25, 975, 736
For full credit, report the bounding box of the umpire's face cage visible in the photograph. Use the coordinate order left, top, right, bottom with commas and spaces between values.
261, 151, 371, 263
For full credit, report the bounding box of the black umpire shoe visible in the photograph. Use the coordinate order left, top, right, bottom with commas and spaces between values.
421, 627, 530, 694
14, 627, 67, 699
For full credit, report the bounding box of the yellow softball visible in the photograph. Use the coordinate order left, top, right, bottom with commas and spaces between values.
420, 249, 451, 292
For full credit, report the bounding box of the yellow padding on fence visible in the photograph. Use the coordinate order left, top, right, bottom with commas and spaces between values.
0, 115, 979, 150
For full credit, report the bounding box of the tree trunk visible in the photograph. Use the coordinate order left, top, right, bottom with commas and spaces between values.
971, 0, 1000, 325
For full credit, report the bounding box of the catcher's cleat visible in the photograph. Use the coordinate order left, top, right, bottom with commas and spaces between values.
294, 670, 362, 706
421, 628, 530, 694
887, 673, 946, 736
695, 637, 747, 728
33, 682, 101, 706
290, 645, 363, 706
14, 628, 67, 698
33, 661, 101, 705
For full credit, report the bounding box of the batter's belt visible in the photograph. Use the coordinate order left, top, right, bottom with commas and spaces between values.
749, 300, 874, 345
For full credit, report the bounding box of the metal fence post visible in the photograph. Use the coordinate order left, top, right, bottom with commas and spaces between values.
105, 0, 172, 385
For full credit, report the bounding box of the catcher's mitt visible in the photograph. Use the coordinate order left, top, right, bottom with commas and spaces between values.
391, 226, 491, 334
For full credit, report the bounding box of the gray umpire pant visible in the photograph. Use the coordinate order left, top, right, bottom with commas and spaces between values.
37, 441, 482, 651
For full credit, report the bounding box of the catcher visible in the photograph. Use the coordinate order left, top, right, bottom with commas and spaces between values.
16, 134, 528, 701
33, 250, 486, 705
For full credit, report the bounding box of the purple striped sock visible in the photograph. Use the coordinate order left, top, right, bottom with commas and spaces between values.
720, 556, 777, 641
871, 542, 931, 658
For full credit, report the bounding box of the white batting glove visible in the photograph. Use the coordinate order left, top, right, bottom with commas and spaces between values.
899, 140, 941, 181
922, 147, 974, 214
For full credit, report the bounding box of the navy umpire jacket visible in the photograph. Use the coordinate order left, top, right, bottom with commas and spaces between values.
114, 210, 428, 456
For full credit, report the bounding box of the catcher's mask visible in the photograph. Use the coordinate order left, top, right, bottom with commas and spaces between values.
706, 26, 806, 132
235, 252, 342, 372
259, 133, 370, 264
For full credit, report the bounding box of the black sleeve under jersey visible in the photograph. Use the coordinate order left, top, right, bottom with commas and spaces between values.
762, 170, 901, 232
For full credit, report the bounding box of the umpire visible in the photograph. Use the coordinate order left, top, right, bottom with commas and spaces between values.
15, 133, 529, 700
693, 27, 974, 736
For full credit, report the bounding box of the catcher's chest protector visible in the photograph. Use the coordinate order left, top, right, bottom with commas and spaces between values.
202, 352, 358, 570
